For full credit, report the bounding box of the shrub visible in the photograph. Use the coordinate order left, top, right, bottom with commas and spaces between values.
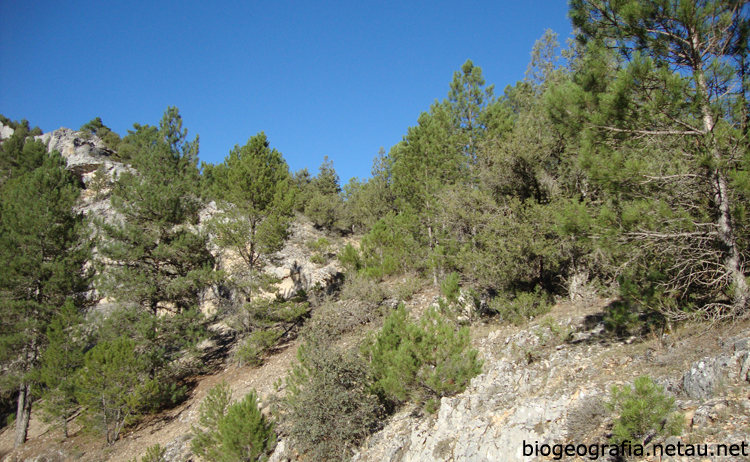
282, 333, 383, 461
231, 298, 309, 333
234, 329, 281, 367
234, 329, 283, 367
607, 376, 683, 445
307, 237, 331, 252
391, 274, 424, 302
128, 444, 166, 462
191, 382, 276, 462
440, 272, 461, 304
566, 395, 609, 442
340, 272, 387, 307
489, 289, 551, 325
337, 243, 361, 272
603, 300, 642, 337
365, 304, 483, 408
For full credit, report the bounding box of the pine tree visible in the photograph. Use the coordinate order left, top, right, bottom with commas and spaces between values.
204, 132, 294, 299
304, 156, 344, 230
38, 299, 87, 438
365, 304, 482, 407
448, 59, 495, 165
0, 118, 46, 185
79, 117, 122, 154
0, 151, 90, 447
97, 107, 214, 316
192, 382, 276, 462
566, 0, 750, 318
76, 336, 150, 445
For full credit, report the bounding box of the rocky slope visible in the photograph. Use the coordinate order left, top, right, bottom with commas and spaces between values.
1, 125, 749, 462
350, 302, 750, 462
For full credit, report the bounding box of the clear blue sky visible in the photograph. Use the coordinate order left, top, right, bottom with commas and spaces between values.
0, 0, 573, 183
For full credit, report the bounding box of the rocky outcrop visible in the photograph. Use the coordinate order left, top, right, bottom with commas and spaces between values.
352, 317, 750, 462
0, 122, 13, 141
352, 321, 608, 462
35, 128, 130, 184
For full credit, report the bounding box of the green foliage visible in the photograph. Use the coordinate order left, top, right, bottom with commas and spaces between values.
339, 272, 387, 307
97, 107, 214, 316
282, 332, 382, 462
307, 237, 330, 252
94, 305, 206, 381
391, 274, 425, 302
308, 237, 332, 265
338, 153, 397, 233
128, 444, 166, 462
0, 117, 45, 184
303, 156, 347, 231
304, 190, 342, 230
76, 336, 151, 445
607, 376, 683, 445
365, 305, 482, 407
0, 150, 90, 445
359, 211, 421, 278
86, 164, 110, 200
192, 382, 276, 462
440, 272, 461, 304
337, 243, 362, 272
79, 117, 122, 155
488, 289, 552, 326
565, 0, 750, 317
448, 59, 495, 164
231, 298, 309, 334
234, 329, 282, 367
603, 299, 641, 338
38, 299, 87, 438
204, 132, 294, 300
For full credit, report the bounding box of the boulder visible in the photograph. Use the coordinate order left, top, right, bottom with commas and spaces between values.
0, 122, 13, 140
682, 355, 733, 400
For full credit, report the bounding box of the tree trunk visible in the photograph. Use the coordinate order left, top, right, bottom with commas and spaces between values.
14, 381, 32, 448
695, 55, 750, 313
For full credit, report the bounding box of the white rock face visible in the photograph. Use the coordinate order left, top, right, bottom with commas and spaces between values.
0, 122, 13, 141
35, 127, 130, 183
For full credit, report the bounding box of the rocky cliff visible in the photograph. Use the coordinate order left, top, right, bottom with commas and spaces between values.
348, 303, 750, 462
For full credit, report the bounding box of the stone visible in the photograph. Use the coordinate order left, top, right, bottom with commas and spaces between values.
35, 127, 130, 183
682, 356, 733, 400
0, 122, 13, 140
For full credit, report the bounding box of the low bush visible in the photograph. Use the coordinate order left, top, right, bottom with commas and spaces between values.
128, 444, 166, 462
607, 376, 683, 445
340, 272, 387, 307
364, 304, 482, 409
234, 329, 283, 367
603, 300, 642, 337
281, 333, 383, 462
391, 274, 425, 302
305, 299, 379, 339
489, 289, 552, 325
566, 395, 609, 442
191, 382, 276, 462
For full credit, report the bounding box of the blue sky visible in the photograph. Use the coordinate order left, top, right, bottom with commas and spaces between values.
0, 0, 573, 183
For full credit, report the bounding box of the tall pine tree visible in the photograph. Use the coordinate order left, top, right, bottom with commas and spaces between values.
565, 0, 750, 318
97, 107, 214, 316
0, 151, 90, 447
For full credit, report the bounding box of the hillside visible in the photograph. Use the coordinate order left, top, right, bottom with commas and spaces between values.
2, 285, 749, 461
2, 5, 750, 459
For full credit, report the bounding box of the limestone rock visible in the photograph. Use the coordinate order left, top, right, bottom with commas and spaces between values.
682, 355, 733, 400
0, 122, 13, 140
35, 127, 129, 182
